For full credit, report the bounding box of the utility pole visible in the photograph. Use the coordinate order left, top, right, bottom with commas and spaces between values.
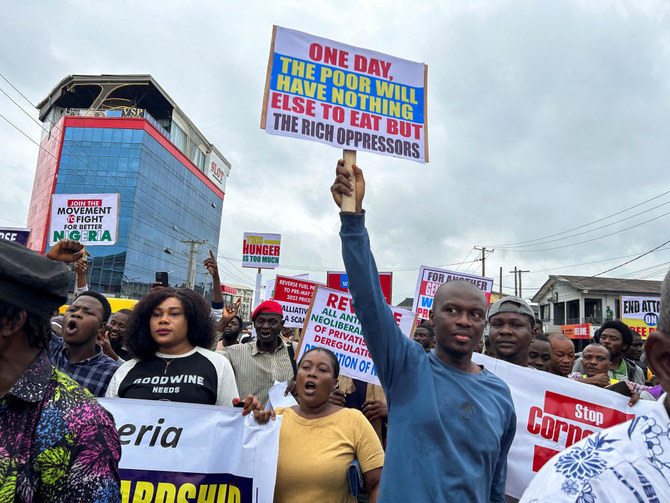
509, 267, 518, 296
181, 239, 208, 289
499, 267, 503, 296
474, 246, 493, 277
518, 269, 530, 299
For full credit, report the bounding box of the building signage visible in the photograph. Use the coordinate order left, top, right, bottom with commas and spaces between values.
621, 295, 661, 338
242, 232, 281, 269
261, 26, 428, 163
207, 150, 230, 194
0, 226, 31, 246
412, 266, 494, 320
561, 323, 592, 340
49, 193, 119, 246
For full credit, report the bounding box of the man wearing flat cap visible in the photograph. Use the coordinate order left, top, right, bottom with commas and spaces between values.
217, 300, 297, 406
487, 296, 537, 368
0, 239, 121, 502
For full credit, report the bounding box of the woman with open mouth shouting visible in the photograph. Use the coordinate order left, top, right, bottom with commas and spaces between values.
273, 347, 384, 503
106, 288, 263, 416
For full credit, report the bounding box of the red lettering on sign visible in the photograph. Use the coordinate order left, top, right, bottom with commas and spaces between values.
544, 391, 634, 429
532, 445, 560, 473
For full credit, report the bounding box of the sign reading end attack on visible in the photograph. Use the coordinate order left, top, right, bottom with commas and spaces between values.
261, 26, 428, 163
242, 233, 281, 269
621, 295, 661, 338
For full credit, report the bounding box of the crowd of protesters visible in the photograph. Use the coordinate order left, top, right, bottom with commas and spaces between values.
1, 160, 670, 502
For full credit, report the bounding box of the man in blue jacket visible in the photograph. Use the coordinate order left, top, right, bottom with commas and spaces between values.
331, 159, 516, 502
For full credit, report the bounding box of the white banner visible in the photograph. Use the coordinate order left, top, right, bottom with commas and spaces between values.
49, 193, 119, 246
471, 354, 657, 499
297, 286, 415, 386
98, 398, 282, 503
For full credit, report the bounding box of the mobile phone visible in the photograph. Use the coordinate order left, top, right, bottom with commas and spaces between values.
156, 271, 169, 287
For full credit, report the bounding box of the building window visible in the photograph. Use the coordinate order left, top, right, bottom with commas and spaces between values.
192, 147, 205, 171
584, 298, 603, 324
554, 302, 565, 326
540, 304, 550, 321
171, 123, 187, 153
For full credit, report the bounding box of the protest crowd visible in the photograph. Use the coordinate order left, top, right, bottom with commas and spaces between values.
2, 160, 670, 503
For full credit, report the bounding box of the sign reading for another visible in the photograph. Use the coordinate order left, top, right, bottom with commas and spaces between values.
242, 233, 281, 269
412, 266, 494, 320
49, 193, 119, 246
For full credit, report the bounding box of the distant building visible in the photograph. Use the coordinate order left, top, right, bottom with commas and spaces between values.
221, 284, 255, 323
532, 275, 661, 337
26, 75, 231, 298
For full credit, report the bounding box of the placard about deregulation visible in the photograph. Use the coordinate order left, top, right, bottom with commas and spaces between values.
272, 275, 320, 328
261, 26, 428, 163
412, 266, 494, 320
98, 398, 282, 503
242, 232, 281, 269
49, 193, 119, 246
297, 286, 415, 386
621, 295, 661, 338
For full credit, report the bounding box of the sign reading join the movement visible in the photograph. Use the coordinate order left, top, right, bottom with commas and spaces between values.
272, 275, 320, 328
261, 26, 428, 163
412, 266, 494, 320
49, 193, 119, 246
0, 226, 31, 246
298, 286, 415, 386
242, 232, 281, 269
327, 270, 393, 305
471, 354, 657, 499
98, 398, 282, 503
621, 295, 661, 338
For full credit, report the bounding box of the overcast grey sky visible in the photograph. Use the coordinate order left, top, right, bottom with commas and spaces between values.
2, 0, 670, 304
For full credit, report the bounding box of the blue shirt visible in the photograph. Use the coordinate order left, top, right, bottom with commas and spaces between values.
49, 333, 120, 397
340, 212, 516, 502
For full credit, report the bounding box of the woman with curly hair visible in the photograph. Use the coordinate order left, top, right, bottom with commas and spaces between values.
106, 288, 259, 411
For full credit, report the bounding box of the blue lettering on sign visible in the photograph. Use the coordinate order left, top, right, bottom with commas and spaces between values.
644, 313, 658, 327
340, 274, 349, 289
420, 297, 433, 308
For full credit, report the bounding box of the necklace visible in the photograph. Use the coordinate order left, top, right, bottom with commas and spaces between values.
161, 357, 174, 375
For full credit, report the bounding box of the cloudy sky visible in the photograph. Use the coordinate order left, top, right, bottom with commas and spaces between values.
2, 0, 670, 305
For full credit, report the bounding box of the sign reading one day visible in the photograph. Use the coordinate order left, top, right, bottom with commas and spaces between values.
621, 295, 661, 338
242, 232, 281, 269
412, 266, 494, 320
0, 226, 31, 246
98, 398, 282, 503
297, 286, 414, 386
327, 270, 393, 305
49, 194, 119, 246
261, 26, 428, 163
471, 353, 657, 499
273, 275, 321, 327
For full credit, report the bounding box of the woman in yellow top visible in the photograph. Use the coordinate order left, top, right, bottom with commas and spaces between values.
273, 347, 384, 503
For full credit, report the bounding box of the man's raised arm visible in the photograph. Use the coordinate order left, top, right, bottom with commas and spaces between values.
331, 159, 416, 388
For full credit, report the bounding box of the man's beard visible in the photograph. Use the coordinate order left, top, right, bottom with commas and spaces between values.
222, 331, 240, 341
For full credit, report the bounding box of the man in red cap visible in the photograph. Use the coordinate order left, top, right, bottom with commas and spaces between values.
217, 300, 297, 406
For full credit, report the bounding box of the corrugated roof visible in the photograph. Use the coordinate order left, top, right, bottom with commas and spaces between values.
549, 275, 661, 295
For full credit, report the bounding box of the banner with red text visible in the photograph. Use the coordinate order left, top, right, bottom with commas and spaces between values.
261, 26, 428, 163
621, 296, 661, 339
272, 275, 321, 327
49, 193, 119, 246
327, 270, 393, 305
561, 323, 592, 340
98, 398, 282, 503
412, 266, 494, 320
297, 286, 415, 385
471, 354, 657, 498
242, 232, 281, 269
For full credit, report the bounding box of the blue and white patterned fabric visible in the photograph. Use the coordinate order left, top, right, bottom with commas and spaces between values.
521, 393, 670, 503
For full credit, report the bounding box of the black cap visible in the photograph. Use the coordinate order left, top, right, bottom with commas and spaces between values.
0, 239, 70, 319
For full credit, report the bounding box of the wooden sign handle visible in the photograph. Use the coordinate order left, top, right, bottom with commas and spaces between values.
340, 149, 357, 213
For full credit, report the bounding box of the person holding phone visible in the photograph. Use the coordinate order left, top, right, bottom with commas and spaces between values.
106, 288, 261, 413
273, 347, 384, 503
